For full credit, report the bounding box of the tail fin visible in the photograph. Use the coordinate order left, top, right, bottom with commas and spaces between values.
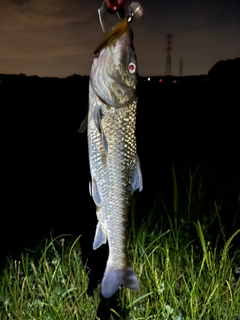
101, 266, 139, 298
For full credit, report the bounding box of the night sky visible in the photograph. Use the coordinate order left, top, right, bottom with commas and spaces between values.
1, 0, 239, 77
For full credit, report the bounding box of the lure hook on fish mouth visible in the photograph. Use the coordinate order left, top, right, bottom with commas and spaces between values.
94, 2, 143, 56
98, 0, 126, 34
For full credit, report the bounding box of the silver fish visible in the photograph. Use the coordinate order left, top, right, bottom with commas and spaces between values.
85, 28, 142, 298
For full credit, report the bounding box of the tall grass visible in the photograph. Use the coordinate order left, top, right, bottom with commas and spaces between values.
0, 235, 100, 319
1, 165, 239, 320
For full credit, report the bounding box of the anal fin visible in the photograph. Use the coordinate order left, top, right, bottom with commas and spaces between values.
93, 222, 107, 250
131, 154, 143, 194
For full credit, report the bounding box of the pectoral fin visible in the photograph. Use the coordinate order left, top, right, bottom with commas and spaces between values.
131, 155, 143, 194
89, 181, 92, 196
93, 108, 108, 154
78, 115, 87, 133
101, 130, 108, 154
93, 108, 101, 132
92, 178, 102, 206
93, 222, 107, 250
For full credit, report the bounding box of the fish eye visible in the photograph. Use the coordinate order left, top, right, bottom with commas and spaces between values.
128, 62, 136, 74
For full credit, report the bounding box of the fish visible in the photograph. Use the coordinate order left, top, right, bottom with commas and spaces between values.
82, 28, 142, 299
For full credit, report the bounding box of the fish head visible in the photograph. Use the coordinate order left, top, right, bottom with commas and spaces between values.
91, 28, 138, 108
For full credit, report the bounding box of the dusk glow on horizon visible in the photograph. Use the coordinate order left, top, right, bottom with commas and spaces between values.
1, 0, 239, 78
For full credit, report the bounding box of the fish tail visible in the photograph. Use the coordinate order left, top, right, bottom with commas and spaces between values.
101, 265, 139, 298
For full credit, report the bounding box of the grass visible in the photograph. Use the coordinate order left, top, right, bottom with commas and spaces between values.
1, 164, 239, 320
0, 235, 100, 320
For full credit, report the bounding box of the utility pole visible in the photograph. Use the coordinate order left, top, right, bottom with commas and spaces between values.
179, 58, 183, 76
165, 34, 173, 76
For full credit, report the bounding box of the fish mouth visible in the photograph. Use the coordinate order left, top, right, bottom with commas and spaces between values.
91, 27, 136, 108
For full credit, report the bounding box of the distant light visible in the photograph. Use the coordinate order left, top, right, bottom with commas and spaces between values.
147, 77, 150, 81
159, 79, 163, 83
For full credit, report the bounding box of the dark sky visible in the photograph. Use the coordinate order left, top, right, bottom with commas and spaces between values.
1, 0, 239, 77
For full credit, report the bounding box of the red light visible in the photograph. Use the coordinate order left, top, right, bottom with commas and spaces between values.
159, 79, 163, 83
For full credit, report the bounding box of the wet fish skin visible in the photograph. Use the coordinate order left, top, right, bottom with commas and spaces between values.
87, 29, 142, 298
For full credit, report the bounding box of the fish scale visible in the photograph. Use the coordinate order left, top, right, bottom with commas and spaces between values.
86, 29, 142, 298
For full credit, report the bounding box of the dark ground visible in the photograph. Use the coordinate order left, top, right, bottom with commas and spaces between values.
0, 74, 239, 270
